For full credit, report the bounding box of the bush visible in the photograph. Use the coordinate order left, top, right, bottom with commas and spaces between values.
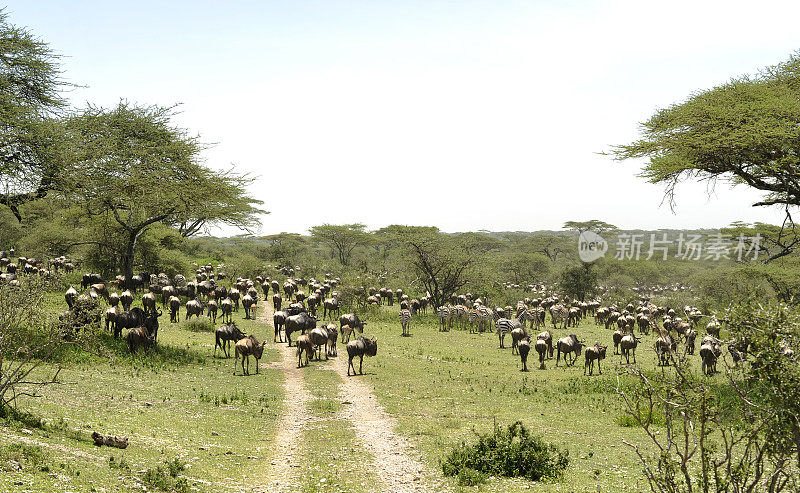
184, 317, 215, 332
442, 421, 569, 483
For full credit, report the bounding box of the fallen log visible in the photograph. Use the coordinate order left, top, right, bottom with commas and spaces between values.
91, 432, 128, 449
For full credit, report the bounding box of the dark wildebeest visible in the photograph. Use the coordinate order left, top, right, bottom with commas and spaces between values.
620, 333, 639, 364
518, 337, 531, 372
273, 309, 289, 343
325, 323, 338, 357
168, 296, 181, 323
272, 293, 282, 312
339, 313, 365, 343
186, 298, 204, 320
285, 312, 316, 346
65, 286, 78, 309
116, 307, 147, 338
142, 292, 157, 315
207, 299, 219, 323
296, 334, 314, 367
555, 334, 583, 367
120, 290, 134, 311
81, 273, 103, 290
309, 327, 330, 361
654, 334, 676, 366
104, 306, 119, 333
220, 298, 233, 324
323, 298, 340, 320
510, 326, 528, 355
699, 336, 722, 375
583, 343, 607, 376
228, 287, 241, 311
234, 335, 266, 375
535, 338, 548, 369
612, 328, 624, 355
242, 294, 256, 319
215, 322, 246, 358
346, 336, 378, 376
126, 327, 153, 353
536, 330, 553, 359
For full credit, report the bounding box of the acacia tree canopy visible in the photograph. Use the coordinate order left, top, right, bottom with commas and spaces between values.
613, 53, 800, 207
309, 223, 370, 266
60, 102, 264, 283
0, 10, 69, 220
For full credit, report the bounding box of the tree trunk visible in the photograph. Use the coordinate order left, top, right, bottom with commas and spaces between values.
121, 231, 140, 290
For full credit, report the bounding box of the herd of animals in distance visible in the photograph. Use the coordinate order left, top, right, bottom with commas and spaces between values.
0, 247, 768, 379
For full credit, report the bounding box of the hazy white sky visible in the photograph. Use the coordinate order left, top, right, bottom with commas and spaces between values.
9, 1, 800, 234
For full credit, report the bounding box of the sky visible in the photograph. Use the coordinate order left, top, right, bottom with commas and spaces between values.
7, 1, 800, 235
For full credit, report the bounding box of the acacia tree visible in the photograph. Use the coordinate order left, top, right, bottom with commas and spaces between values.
563, 220, 618, 235
612, 52, 800, 262
309, 223, 370, 267
387, 226, 473, 308
60, 102, 263, 286
0, 10, 69, 221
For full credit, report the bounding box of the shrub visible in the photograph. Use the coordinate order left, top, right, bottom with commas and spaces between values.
441, 421, 569, 483
184, 317, 215, 332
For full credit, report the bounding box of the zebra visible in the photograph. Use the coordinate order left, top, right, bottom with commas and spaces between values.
399, 309, 412, 336
496, 317, 522, 349
476, 306, 493, 333
437, 306, 451, 332
550, 304, 569, 330
451, 305, 468, 330
468, 308, 478, 333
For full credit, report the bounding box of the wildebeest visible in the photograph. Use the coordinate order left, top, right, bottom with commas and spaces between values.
620, 333, 638, 364
116, 307, 147, 338
168, 296, 181, 323
142, 292, 157, 314
126, 327, 153, 353
323, 298, 340, 320
309, 328, 330, 361
234, 335, 266, 375
339, 313, 365, 343
510, 326, 528, 355
81, 273, 103, 290
242, 294, 256, 319
104, 306, 119, 333
207, 299, 219, 323
536, 330, 553, 359
186, 298, 204, 320
555, 334, 583, 367
65, 286, 78, 309
285, 312, 316, 346
215, 322, 246, 358
273, 309, 289, 343
296, 334, 314, 367
518, 337, 531, 371
699, 339, 721, 375
346, 336, 378, 376
612, 328, 624, 355
654, 334, 676, 366
325, 323, 338, 357
583, 343, 607, 376
535, 338, 549, 369
120, 290, 134, 311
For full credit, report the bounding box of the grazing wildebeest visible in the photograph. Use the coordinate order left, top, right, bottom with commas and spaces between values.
555, 334, 583, 367
215, 322, 246, 358
654, 334, 676, 366
104, 306, 119, 333
65, 286, 78, 309
207, 299, 219, 323
186, 298, 204, 319
116, 307, 148, 338
108, 292, 120, 307
120, 290, 134, 311
323, 298, 340, 320
285, 311, 316, 346
612, 328, 624, 355
583, 343, 607, 376
339, 313, 365, 343
535, 338, 548, 370
220, 298, 233, 324
346, 336, 378, 376
142, 292, 157, 314
126, 327, 153, 353
536, 330, 553, 359
234, 335, 265, 375
518, 337, 531, 372
168, 296, 181, 323
510, 326, 528, 355
309, 328, 330, 360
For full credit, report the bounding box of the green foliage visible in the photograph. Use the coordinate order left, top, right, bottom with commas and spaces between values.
441, 421, 569, 483
227, 252, 264, 280
142, 458, 189, 492
309, 223, 371, 266
613, 51, 800, 215
184, 317, 215, 333
558, 263, 597, 301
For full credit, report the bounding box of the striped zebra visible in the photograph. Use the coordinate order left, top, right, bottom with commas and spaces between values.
496, 317, 522, 349
468, 308, 478, 333
476, 306, 493, 333
399, 309, 412, 336
437, 306, 451, 332
550, 304, 569, 330
451, 305, 468, 330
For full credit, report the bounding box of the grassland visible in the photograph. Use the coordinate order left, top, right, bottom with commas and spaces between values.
0, 288, 721, 492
